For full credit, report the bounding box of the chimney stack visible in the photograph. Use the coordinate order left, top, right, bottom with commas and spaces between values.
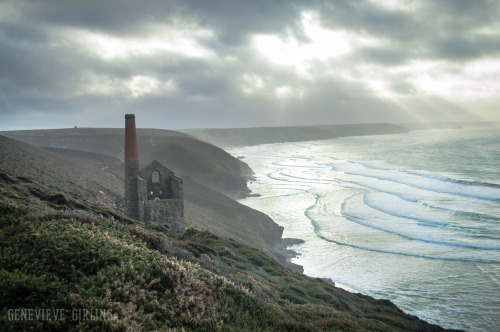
124, 114, 139, 220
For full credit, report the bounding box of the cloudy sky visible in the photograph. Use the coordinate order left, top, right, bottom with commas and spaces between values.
1, 0, 499, 130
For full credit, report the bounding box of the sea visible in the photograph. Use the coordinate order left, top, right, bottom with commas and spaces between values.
229, 127, 500, 332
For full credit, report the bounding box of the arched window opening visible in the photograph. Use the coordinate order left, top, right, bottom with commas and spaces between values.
152, 171, 160, 183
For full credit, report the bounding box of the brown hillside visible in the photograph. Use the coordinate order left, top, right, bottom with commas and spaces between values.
0, 136, 123, 202
1, 128, 252, 197
0, 135, 286, 263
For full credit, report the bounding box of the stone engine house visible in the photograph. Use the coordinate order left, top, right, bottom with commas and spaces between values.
124, 114, 184, 234
138, 161, 184, 233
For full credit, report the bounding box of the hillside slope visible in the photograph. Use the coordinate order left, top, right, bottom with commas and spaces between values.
136, 135, 254, 198
1, 128, 252, 197
0, 173, 458, 331
0, 127, 194, 156
0, 136, 123, 203
0, 136, 284, 264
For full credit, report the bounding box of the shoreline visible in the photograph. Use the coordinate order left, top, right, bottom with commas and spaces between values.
229, 130, 498, 332
274, 237, 305, 273
279, 238, 365, 295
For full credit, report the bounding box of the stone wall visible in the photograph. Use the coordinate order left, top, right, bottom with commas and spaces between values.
171, 175, 183, 199
142, 199, 184, 234
138, 172, 184, 234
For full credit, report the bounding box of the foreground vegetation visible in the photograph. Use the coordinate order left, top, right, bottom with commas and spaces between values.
0, 171, 454, 331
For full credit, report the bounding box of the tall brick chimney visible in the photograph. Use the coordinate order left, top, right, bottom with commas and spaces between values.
125, 114, 139, 220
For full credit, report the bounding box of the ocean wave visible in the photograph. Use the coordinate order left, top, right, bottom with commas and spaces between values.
268, 171, 338, 185
346, 171, 500, 201
362, 193, 500, 236
272, 159, 321, 169
453, 210, 500, 223
303, 192, 500, 258
313, 230, 500, 264
358, 161, 500, 189
362, 192, 452, 228
328, 158, 500, 201
340, 212, 500, 251
336, 192, 500, 248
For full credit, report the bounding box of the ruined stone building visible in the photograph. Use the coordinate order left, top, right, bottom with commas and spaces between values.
124, 114, 184, 234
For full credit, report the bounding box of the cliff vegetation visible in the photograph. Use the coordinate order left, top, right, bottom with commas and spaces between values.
0, 171, 456, 331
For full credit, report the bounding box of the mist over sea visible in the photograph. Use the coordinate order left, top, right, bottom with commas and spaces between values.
230, 128, 500, 332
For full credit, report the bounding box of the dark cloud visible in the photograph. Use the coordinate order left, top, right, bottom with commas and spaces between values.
353, 46, 414, 65
430, 35, 500, 60
317, 0, 500, 63
317, 1, 419, 40
421, 0, 500, 29
10, 0, 180, 36
179, 0, 305, 37
0, 0, 499, 130
0, 33, 74, 97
